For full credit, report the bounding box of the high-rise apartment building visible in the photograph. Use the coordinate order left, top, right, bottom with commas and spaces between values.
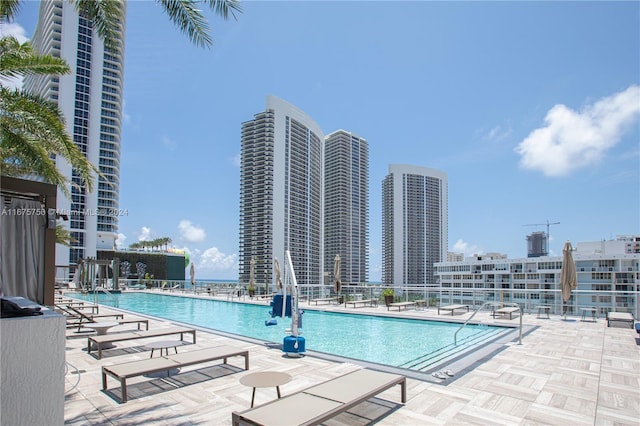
527, 231, 548, 257
324, 130, 369, 285
24, 1, 126, 267
382, 164, 448, 286
239, 96, 324, 288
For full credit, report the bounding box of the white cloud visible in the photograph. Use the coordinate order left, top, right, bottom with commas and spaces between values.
122, 99, 131, 124
178, 220, 206, 243
515, 85, 640, 177
115, 233, 127, 249
0, 23, 29, 89
0, 22, 28, 42
138, 226, 152, 241
232, 153, 241, 167
482, 124, 512, 142
198, 247, 237, 272
161, 135, 175, 150
452, 239, 483, 257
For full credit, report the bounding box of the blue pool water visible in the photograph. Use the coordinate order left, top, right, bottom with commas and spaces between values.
72, 292, 510, 372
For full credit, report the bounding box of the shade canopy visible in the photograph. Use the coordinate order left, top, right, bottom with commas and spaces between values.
560, 241, 577, 302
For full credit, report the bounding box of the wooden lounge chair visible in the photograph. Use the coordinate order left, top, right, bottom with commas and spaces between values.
309, 297, 338, 306
88, 326, 197, 359
345, 299, 378, 308
232, 368, 406, 426
57, 304, 149, 332
102, 345, 249, 403
387, 301, 415, 311
492, 306, 520, 319
56, 304, 124, 331
607, 312, 634, 328
437, 304, 469, 315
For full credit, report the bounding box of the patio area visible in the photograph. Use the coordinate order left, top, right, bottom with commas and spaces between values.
63, 298, 640, 425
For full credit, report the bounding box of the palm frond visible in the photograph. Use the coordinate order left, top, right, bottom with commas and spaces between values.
0, 36, 70, 80
158, 0, 212, 48
0, 130, 70, 193
1, 87, 97, 193
0, 0, 21, 22
74, 0, 125, 53
56, 224, 78, 247
203, 0, 242, 21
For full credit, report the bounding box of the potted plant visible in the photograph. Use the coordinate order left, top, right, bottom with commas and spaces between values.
381, 287, 394, 306
247, 283, 256, 298
144, 273, 153, 289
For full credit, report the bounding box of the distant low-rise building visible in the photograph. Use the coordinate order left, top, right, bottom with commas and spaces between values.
447, 252, 464, 262
435, 237, 639, 318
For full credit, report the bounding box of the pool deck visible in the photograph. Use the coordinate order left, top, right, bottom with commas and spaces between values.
63, 293, 640, 425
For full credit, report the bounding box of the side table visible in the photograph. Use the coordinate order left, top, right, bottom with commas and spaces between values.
145, 340, 184, 358
239, 371, 292, 407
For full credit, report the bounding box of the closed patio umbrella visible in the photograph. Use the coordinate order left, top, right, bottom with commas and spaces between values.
560, 241, 577, 317
249, 257, 255, 294
333, 254, 341, 294
274, 258, 282, 290
190, 262, 195, 290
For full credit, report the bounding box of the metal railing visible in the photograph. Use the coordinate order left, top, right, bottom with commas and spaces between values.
454, 301, 523, 345
97, 281, 640, 319
93, 286, 118, 307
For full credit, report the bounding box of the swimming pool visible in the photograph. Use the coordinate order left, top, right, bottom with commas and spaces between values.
72, 292, 511, 373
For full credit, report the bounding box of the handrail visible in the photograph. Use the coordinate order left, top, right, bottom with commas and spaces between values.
454, 301, 523, 346
94, 286, 118, 307
227, 283, 243, 300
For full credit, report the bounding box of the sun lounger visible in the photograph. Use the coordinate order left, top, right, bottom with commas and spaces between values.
387, 301, 416, 311
102, 345, 249, 403
58, 304, 149, 332
346, 299, 378, 308
607, 312, 634, 328
160, 283, 181, 291
231, 368, 406, 426
437, 304, 469, 315
309, 297, 339, 306
56, 304, 124, 330
55, 300, 99, 313
492, 306, 520, 320
88, 326, 197, 359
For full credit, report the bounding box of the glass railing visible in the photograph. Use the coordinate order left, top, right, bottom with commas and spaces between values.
92, 281, 640, 319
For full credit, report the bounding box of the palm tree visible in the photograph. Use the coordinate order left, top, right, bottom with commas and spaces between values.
1, 0, 242, 51
1, 0, 241, 190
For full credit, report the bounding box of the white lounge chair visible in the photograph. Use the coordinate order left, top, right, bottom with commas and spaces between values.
88, 326, 197, 359
102, 345, 249, 403
232, 368, 406, 426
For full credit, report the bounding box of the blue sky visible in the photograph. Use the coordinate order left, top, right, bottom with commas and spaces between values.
8, 1, 640, 280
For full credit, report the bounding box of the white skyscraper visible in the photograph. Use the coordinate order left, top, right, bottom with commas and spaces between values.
382, 164, 448, 286
23, 1, 126, 267
240, 96, 324, 288
324, 130, 369, 285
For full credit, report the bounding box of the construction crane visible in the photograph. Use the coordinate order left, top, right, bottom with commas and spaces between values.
523, 220, 560, 255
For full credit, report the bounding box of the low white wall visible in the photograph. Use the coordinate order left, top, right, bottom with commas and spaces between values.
1, 303, 65, 426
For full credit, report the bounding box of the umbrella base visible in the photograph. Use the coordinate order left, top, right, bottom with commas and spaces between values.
283, 335, 305, 356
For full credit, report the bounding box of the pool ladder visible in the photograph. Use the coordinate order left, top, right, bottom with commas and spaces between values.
454, 301, 523, 346
93, 286, 118, 307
